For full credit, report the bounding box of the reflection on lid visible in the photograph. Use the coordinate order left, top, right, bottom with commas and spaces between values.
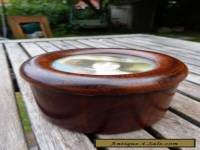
51, 54, 156, 75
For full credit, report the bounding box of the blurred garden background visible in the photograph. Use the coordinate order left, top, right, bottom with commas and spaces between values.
0, 0, 200, 41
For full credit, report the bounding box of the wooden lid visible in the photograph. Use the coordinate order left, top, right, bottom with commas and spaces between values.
20, 48, 188, 95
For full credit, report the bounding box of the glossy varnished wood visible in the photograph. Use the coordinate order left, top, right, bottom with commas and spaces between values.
20, 49, 188, 95
20, 48, 188, 134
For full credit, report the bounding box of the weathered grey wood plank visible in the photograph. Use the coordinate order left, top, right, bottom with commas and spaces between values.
77, 39, 109, 48
49, 40, 75, 49
170, 93, 200, 122
113, 37, 200, 68
90, 38, 200, 67
88, 39, 123, 48
21, 42, 45, 56
126, 36, 200, 74
0, 44, 28, 150
178, 81, 200, 101
36, 42, 60, 52
5, 43, 96, 150
98, 37, 200, 59
188, 65, 200, 75
36, 41, 65, 52
112, 38, 200, 66
152, 111, 200, 150
64, 40, 89, 48
137, 34, 200, 52
187, 73, 200, 85
127, 36, 200, 57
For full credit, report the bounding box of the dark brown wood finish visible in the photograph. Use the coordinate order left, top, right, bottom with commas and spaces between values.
20, 48, 188, 134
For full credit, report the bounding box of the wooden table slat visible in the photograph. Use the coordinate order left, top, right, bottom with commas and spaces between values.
49, 40, 76, 49
178, 81, 200, 101
127, 36, 200, 57
152, 111, 200, 150
36, 42, 60, 52
78, 39, 109, 48
90, 38, 200, 68
21, 42, 46, 56
187, 74, 200, 85
138, 34, 200, 52
187, 65, 200, 75
112, 38, 200, 66
170, 93, 200, 123
0, 45, 28, 150
5, 43, 96, 150
64, 40, 90, 48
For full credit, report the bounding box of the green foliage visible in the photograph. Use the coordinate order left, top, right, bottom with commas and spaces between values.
6, 0, 70, 36
73, 8, 99, 20
102, 0, 111, 8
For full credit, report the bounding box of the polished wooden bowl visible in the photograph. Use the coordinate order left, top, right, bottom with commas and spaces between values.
20, 48, 188, 134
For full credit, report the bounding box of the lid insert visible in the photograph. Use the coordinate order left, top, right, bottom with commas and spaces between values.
51, 53, 156, 75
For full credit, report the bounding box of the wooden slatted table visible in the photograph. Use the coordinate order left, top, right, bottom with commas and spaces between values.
0, 34, 199, 150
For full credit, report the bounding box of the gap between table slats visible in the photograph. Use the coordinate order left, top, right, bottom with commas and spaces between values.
178, 81, 200, 102
0, 44, 28, 150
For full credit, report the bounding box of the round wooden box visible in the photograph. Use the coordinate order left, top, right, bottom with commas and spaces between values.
20, 48, 188, 134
